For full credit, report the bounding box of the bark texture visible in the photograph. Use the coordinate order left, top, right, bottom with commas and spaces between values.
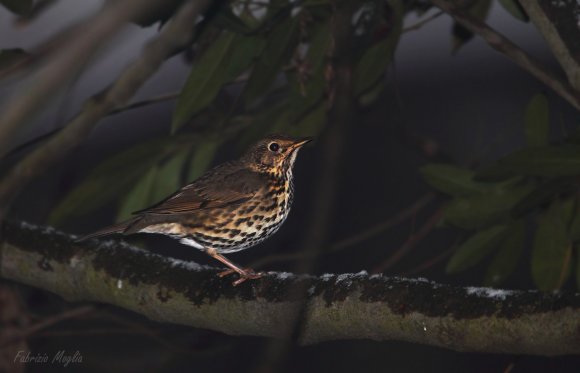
1, 221, 580, 356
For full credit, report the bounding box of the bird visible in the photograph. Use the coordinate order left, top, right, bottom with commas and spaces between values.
77, 134, 312, 285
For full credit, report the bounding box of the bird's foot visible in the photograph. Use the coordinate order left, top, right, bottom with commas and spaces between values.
218, 268, 264, 286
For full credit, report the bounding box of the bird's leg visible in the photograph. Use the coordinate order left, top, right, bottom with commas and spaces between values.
206, 248, 264, 286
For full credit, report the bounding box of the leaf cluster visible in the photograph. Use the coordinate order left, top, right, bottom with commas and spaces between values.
421, 94, 580, 290
46, 0, 405, 225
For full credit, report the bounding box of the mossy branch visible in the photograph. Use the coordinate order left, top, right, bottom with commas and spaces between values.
1, 221, 580, 356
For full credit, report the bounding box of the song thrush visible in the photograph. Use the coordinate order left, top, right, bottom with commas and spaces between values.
78, 134, 311, 285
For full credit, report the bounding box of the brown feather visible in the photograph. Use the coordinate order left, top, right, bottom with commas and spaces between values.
134, 165, 265, 216
75, 217, 140, 242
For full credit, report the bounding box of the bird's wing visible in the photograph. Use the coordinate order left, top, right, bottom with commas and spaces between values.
135, 167, 265, 215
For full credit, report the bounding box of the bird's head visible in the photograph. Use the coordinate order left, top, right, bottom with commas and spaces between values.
243, 134, 312, 175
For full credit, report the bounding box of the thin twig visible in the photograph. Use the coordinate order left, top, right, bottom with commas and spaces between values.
0, 305, 94, 348
108, 91, 181, 115
429, 0, 580, 111
372, 207, 443, 273
250, 192, 435, 268
401, 246, 454, 276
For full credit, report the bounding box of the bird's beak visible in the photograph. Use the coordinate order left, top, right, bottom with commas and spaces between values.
290, 137, 313, 150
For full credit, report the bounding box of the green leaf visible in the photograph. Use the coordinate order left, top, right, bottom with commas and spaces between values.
214, 6, 255, 34
420, 164, 488, 197
511, 177, 578, 218
242, 18, 299, 106
524, 93, 549, 147
224, 35, 265, 79
149, 149, 189, 204
354, 1, 402, 97
305, 23, 331, 72
446, 224, 509, 274
498, 0, 529, 22
452, 0, 491, 52
476, 145, 580, 180
532, 200, 573, 290
116, 166, 158, 221
443, 184, 532, 230
172, 32, 265, 132
0, 0, 32, 15
49, 139, 171, 225
273, 102, 327, 138
291, 103, 326, 137
187, 141, 220, 181
484, 221, 525, 286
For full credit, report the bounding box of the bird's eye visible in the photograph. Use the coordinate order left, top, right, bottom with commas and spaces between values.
268, 142, 280, 152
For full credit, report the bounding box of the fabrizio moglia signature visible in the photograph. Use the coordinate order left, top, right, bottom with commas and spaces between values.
14, 350, 83, 367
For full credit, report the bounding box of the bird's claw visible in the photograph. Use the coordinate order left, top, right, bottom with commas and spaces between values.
218, 268, 264, 286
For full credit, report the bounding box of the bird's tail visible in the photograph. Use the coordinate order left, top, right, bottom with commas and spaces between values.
75, 217, 140, 242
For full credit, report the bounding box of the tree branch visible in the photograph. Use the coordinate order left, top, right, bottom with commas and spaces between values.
519, 0, 580, 91
1, 221, 580, 356
429, 0, 580, 111
0, 0, 212, 214
0, 0, 161, 157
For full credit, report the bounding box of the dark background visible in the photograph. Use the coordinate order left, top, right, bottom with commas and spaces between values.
2, 0, 580, 372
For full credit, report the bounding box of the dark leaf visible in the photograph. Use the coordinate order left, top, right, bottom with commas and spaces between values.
305, 23, 331, 72
214, 6, 255, 34
224, 35, 266, 80
149, 149, 190, 204
524, 93, 549, 147
354, 0, 402, 97
420, 163, 488, 197
291, 103, 326, 137
446, 224, 509, 274
358, 78, 386, 107
49, 139, 172, 225
451, 0, 491, 52
484, 221, 525, 286
532, 199, 573, 290
172, 32, 265, 132
272, 102, 326, 138
511, 177, 578, 218
569, 202, 580, 242
242, 18, 299, 106
498, 0, 529, 22
443, 184, 532, 230
187, 141, 220, 181
476, 145, 580, 180
116, 166, 158, 221
234, 101, 289, 149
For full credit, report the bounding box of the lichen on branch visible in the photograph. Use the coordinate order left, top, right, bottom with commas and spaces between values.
1, 221, 580, 356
